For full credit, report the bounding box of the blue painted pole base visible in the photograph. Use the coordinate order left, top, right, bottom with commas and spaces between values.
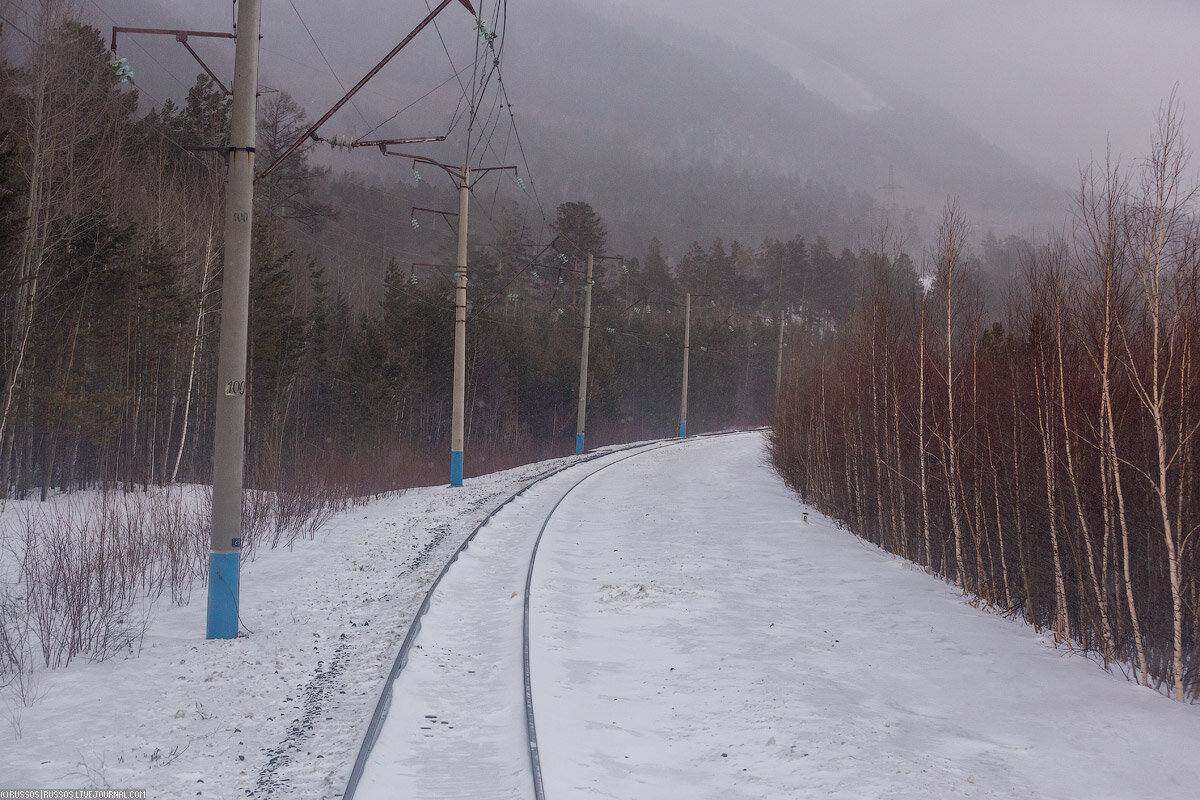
206, 552, 241, 639
575, 433, 585, 455
680, 421, 687, 438
451, 450, 464, 487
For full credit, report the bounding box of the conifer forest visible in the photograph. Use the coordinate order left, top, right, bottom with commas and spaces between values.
0, 18, 799, 499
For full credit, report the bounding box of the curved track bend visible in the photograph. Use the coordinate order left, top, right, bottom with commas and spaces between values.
345, 432, 747, 799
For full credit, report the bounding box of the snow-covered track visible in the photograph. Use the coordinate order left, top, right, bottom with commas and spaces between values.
524, 429, 758, 798
521, 442, 687, 799
343, 439, 667, 798
343, 431, 753, 799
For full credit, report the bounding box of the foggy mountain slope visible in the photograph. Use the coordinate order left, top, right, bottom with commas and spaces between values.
604, 0, 1055, 186
496, 0, 1067, 246
91, 0, 1068, 255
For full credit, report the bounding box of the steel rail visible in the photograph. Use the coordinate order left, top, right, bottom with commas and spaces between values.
341, 438, 665, 799
521, 429, 758, 799
343, 428, 763, 798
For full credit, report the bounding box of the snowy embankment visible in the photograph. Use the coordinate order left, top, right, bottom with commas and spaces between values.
528, 434, 1200, 798
0, 450, 612, 798
3, 433, 1199, 799
352, 432, 1200, 800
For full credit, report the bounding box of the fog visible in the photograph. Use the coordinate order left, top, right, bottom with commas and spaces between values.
12, 0, 1196, 248
36, 0, 1198, 179
601, 0, 1200, 181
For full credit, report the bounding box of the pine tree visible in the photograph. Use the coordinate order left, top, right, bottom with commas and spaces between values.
637, 237, 676, 313
257, 91, 334, 238
246, 218, 303, 484
554, 201, 607, 267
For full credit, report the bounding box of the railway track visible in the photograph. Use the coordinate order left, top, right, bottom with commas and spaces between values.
344, 431, 752, 799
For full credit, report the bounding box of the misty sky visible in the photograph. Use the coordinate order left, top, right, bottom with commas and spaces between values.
605, 0, 1200, 180
11, 0, 1196, 186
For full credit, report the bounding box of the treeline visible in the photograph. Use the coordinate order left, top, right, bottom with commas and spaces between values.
771, 106, 1200, 700
0, 15, 864, 499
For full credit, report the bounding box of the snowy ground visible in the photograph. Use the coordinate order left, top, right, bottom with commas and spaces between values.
3, 432, 1199, 798
0, 448, 620, 798
356, 432, 1200, 800
529, 433, 1200, 798
352, 443, 669, 799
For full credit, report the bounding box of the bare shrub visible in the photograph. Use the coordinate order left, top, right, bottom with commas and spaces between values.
0, 432, 429, 680
1, 486, 210, 670
241, 441, 410, 556
0, 588, 29, 690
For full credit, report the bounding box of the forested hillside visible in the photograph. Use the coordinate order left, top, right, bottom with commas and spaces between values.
0, 16, 870, 500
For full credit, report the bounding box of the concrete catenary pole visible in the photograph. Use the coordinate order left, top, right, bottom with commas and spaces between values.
775, 309, 786, 397
680, 292, 691, 438
450, 163, 469, 486
207, 0, 261, 640
575, 253, 593, 455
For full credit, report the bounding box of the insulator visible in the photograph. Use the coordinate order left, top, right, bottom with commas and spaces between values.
110, 56, 134, 83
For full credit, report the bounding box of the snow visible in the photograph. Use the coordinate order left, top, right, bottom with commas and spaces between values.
0, 452, 609, 798
3, 432, 1198, 798
352, 442, 680, 799
529, 434, 1200, 799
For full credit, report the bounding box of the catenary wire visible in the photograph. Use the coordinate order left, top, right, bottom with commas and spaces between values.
288, 0, 370, 132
